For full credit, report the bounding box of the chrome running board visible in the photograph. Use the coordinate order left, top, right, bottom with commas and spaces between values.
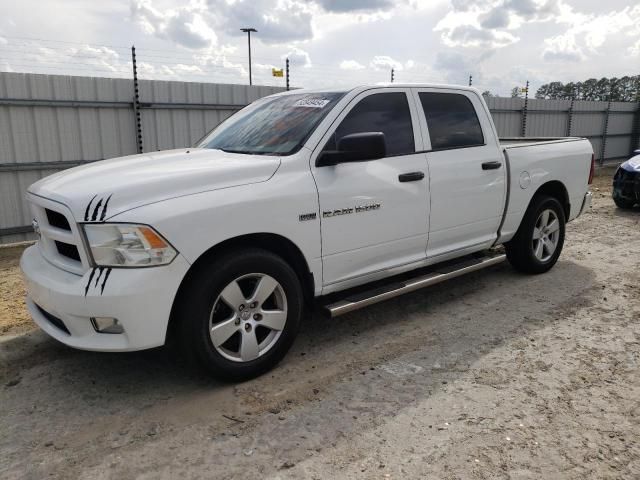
323, 252, 507, 317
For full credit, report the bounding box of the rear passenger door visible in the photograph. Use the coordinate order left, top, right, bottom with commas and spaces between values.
412, 88, 505, 259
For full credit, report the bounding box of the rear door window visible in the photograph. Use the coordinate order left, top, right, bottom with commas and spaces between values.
418, 92, 484, 150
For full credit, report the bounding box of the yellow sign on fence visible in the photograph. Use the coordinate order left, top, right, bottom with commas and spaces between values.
272, 68, 284, 78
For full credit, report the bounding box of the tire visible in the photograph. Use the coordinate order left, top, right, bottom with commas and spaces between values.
613, 196, 635, 209
176, 248, 303, 381
505, 195, 566, 274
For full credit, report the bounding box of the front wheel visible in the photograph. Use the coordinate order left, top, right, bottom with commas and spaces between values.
177, 249, 303, 381
613, 195, 635, 209
505, 195, 566, 274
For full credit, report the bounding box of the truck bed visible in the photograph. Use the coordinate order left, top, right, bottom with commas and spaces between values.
496, 136, 593, 244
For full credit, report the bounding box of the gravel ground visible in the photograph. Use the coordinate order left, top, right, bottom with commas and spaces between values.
1, 168, 639, 479
0, 244, 30, 336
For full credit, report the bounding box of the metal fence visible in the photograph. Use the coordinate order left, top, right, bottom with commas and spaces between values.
1, 72, 639, 243
485, 96, 640, 164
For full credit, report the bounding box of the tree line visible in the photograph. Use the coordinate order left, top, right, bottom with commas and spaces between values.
534, 76, 640, 102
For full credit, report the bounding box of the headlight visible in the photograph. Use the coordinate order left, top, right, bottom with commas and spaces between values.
83, 223, 177, 267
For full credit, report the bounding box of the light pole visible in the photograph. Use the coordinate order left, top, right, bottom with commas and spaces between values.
240, 27, 257, 85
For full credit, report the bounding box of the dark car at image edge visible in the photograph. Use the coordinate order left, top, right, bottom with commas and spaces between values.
613, 149, 640, 209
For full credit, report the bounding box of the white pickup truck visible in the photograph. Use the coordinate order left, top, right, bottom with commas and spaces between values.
21, 84, 594, 380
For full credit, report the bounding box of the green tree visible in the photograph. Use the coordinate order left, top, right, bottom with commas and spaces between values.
535, 75, 640, 102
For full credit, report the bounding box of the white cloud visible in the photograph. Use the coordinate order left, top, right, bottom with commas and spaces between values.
131, 0, 314, 47
445, 24, 518, 48
369, 55, 403, 71
283, 46, 312, 67
130, 0, 218, 49
340, 59, 366, 70
434, 0, 556, 48
315, 0, 400, 12
541, 4, 640, 62
542, 34, 585, 62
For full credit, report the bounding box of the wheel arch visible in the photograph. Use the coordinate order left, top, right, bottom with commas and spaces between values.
167, 233, 314, 344
531, 180, 570, 219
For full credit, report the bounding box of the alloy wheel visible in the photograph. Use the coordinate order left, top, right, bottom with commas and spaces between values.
209, 273, 288, 362
532, 208, 560, 262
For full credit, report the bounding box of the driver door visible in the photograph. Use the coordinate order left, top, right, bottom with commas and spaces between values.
310, 88, 430, 292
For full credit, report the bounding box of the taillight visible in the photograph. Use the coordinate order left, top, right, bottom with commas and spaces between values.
588, 153, 595, 185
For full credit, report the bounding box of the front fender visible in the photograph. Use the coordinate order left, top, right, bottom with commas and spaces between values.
109, 163, 323, 295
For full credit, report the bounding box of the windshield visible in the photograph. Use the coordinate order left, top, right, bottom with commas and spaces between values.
198, 92, 346, 156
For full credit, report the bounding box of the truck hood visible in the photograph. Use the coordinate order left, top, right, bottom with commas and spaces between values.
28, 148, 281, 221
620, 154, 640, 173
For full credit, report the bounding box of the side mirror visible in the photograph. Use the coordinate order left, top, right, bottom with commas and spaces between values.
317, 132, 386, 167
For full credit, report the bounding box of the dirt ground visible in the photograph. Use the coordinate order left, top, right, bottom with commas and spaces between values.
0, 244, 31, 336
1, 167, 639, 479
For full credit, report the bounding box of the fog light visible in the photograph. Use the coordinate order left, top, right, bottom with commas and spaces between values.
91, 317, 124, 334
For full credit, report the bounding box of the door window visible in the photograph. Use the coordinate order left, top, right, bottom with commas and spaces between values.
418, 92, 484, 150
325, 92, 415, 156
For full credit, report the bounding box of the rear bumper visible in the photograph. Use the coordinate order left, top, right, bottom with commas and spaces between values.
20, 244, 190, 352
578, 191, 592, 217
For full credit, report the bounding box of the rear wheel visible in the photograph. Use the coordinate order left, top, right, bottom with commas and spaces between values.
505, 195, 565, 274
177, 249, 303, 381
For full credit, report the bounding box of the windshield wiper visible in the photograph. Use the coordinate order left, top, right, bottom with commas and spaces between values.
219, 148, 251, 155
218, 147, 281, 156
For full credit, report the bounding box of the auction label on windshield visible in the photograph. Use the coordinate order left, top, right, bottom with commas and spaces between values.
293, 97, 331, 108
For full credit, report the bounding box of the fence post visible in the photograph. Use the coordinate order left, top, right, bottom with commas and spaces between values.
520, 80, 529, 137
131, 45, 143, 154
631, 88, 640, 155
600, 98, 611, 166
285, 58, 290, 91
566, 97, 574, 137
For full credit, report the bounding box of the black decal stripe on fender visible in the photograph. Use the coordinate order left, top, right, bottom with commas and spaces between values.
99, 194, 113, 222
84, 195, 97, 221
91, 198, 104, 221
94, 266, 105, 288
100, 268, 112, 295
84, 267, 97, 296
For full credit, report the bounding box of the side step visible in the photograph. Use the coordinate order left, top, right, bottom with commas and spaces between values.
322, 252, 507, 317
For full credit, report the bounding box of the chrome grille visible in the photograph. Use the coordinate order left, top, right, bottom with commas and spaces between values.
28, 194, 90, 275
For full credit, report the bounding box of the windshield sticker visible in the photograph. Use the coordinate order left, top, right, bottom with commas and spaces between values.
293, 97, 331, 108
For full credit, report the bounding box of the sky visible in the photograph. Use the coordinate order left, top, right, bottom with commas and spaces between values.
0, 0, 638, 96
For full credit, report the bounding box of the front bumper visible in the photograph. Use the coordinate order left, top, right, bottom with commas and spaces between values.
613, 168, 640, 202
20, 244, 191, 352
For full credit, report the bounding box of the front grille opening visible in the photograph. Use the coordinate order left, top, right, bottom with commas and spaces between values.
35, 304, 70, 335
46, 208, 71, 231
55, 241, 81, 262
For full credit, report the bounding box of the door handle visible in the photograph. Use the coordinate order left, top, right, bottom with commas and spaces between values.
398, 171, 425, 182
482, 161, 502, 170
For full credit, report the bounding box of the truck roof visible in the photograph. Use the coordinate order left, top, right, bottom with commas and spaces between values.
270, 83, 481, 97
